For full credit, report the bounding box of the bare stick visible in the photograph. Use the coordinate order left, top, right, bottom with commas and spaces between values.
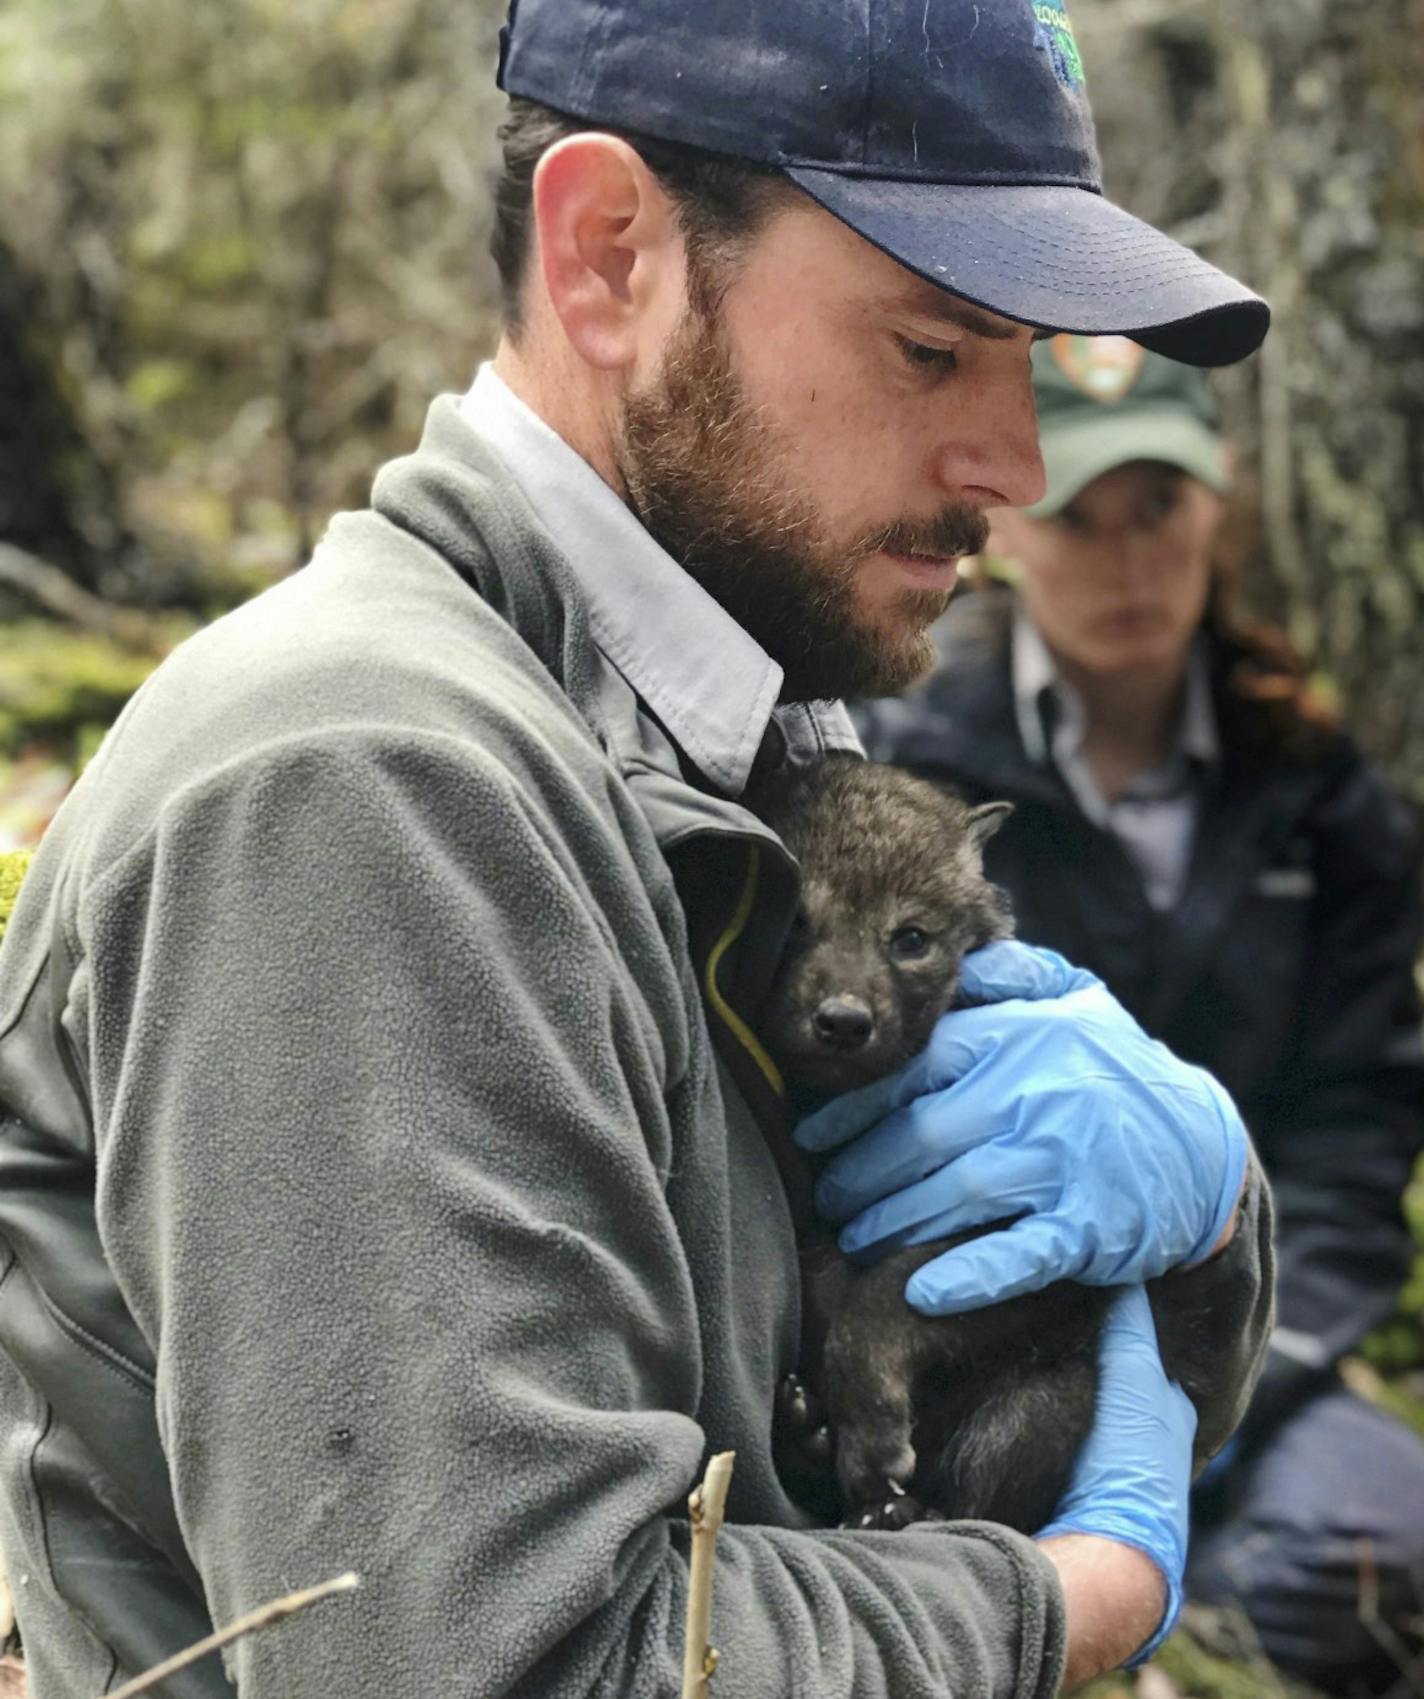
682, 1451, 735, 1699
0, 543, 162, 649
101, 1571, 360, 1699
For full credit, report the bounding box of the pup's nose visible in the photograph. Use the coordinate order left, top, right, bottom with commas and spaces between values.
813, 996, 874, 1051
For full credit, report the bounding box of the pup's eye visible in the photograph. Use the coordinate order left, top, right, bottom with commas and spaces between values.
887, 924, 933, 960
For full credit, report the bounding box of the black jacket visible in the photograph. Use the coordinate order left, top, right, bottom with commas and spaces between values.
857, 589, 1423, 1441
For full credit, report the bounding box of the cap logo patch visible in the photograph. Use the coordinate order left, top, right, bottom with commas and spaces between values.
1031, 4, 1085, 89
1052, 334, 1146, 402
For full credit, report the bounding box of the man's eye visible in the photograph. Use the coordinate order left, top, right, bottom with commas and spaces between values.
888, 924, 933, 960
897, 336, 959, 375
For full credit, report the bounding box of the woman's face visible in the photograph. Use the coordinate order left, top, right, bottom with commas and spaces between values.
988, 461, 1226, 684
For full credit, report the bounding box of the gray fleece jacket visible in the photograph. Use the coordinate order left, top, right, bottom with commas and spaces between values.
0, 398, 1272, 1699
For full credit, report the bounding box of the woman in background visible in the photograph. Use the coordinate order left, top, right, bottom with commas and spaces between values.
856, 334, 1424, 1695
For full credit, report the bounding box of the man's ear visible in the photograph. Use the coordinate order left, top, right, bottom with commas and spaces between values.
531, 133, 683, 372
967, 800, 1013, 849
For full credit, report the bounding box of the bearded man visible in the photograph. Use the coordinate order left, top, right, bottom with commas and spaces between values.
0, 4, 1275, 1697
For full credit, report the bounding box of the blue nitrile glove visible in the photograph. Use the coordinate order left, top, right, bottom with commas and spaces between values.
1036, 1285, 1196, 1668
794, 940, 1248, 1316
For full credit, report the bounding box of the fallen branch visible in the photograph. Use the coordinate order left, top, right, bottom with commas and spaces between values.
682, 1451, 735, 1699
102, 1571, 359, 1699
1356, 1538, 1424, 1699
0, 543, 166, 651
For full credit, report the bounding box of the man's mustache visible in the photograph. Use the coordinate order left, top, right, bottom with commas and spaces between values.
857, 505, 990, 561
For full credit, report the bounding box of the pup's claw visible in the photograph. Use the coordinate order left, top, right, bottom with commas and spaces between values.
844, 1489, 935, 1532
774, 1374, 837, 1483
803, 1423, 833, 1469
776, 1373, 822, 1430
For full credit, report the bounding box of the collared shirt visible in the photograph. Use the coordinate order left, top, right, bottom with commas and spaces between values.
1011, 607, 1218, 910
456, 365, 860, 798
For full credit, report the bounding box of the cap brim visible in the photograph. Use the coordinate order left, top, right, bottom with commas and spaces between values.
1030, 409, 1232, 515
786, 170, 1269, 368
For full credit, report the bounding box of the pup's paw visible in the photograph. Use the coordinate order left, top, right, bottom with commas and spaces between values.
843, 1482, 938, 1531
773, 1374, 835, 1479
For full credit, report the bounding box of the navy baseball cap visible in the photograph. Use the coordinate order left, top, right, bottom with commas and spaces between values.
497, 0, 1268, 367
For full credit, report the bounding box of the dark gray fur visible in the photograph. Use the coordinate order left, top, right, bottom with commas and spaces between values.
757, 757, 1188, 1534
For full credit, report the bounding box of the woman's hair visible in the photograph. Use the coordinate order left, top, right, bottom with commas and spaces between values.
490, 98, 796, 337
1202, 500, 1340, 766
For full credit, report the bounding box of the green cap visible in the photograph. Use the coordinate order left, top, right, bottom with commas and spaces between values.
1029, 334, 1231, 516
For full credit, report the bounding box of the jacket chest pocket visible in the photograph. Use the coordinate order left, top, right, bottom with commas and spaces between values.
1251, 842, 1317, 903
1198, 842, 1317, 1103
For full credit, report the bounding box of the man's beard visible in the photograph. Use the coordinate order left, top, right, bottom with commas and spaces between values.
615, 301, 988, 703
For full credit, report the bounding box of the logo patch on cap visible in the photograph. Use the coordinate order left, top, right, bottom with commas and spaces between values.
1032, 4, 1086, 89
1052, 334, 1146, 402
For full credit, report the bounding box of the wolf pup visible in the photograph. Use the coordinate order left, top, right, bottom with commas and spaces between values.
758, 756, 1190, 1535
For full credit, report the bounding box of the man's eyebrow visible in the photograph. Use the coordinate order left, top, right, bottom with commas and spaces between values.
878, 292, 1028, 342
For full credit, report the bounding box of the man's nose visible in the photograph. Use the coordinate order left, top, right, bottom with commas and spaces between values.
1117, 527, 1162, 587
930, 364, 1046, 511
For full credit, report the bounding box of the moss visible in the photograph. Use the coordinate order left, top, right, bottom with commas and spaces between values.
0, 850, 32, 940
1151, 1610, 1313, 1699
0, 621, 179, 761
1362, 1153, 1424, 1374
1075, 1609, 1324, 1699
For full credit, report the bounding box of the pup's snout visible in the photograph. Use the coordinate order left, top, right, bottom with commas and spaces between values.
813, 996, 874, 1051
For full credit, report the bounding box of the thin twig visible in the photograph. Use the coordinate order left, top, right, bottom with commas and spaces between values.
0, 542, 164, 650
0, 544, 117, 630
681, 1452, 735, 1699
101, 1571, 360, 1699
1357, 1538, 1424, 1699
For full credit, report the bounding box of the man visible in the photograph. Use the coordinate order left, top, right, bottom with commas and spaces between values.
857, 335, 1424, 1693
0, 5, 1273, 1696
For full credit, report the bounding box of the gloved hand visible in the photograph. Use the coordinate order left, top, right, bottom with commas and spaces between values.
1036, 1285, 1196, 1667
794, 940, 1248, 1316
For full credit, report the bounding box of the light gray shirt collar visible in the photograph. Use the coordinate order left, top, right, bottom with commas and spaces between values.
1009, 605, 1217, 910
457, 365, 858, 796
1011, 606, 1218, 778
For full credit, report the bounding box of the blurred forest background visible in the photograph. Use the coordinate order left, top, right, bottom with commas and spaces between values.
0, 2, 1420, 1690
0, 0, 1422, 824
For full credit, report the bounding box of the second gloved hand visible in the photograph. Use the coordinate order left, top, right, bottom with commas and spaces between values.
794, 939, 1248, 1316
1036, 1285, 1197, 1667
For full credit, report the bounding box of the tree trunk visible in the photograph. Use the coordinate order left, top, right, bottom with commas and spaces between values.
1073, 0, 1424, 803
0, 233, 120, 598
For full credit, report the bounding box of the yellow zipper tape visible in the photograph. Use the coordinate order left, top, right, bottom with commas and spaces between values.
703, 843, 785, 1099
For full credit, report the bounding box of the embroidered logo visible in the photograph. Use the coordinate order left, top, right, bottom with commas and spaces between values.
1051, 333, 1146, 402
1032, 3, 1086, 89
1254, 867, 1316, 899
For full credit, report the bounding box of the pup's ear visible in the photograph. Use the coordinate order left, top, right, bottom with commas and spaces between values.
966, 801, 1014, 849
